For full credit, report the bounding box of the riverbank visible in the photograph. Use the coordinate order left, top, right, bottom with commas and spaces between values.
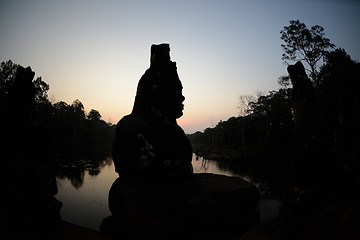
193, 146, 291, 196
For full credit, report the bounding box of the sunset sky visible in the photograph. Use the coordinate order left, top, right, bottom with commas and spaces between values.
1, 0, 359, 133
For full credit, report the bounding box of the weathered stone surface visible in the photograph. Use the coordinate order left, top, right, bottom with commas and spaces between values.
101, 173, 260, 239
112, 43, 193, 179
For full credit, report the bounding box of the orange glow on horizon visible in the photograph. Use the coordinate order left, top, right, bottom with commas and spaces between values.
177, 116, 207, 130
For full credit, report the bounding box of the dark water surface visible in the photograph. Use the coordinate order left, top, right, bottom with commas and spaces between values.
56, 154, 280, 230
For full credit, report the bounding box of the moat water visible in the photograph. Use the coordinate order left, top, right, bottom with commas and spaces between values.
55, 154, 281, 230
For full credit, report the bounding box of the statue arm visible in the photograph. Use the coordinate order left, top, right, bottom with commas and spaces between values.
112, 115, 158, 178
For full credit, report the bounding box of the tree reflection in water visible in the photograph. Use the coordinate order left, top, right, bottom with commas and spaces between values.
56, 154, 280, 230
55, 157, 113, 189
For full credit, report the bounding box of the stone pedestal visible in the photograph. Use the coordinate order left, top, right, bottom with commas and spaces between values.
101, 173, 260, 239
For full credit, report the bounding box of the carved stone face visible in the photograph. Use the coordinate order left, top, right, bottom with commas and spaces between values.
158, 86, 185, 119
132, 44, 187, 121
287, 61, 307, 85
15, 66, 35, 83
172, 88, 185, 119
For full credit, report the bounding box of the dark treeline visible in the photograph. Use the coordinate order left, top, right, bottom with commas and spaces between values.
188, 88, 293, 158
0, 60, 116, 163
187, 43, 360, 238
188, 48, 360, 193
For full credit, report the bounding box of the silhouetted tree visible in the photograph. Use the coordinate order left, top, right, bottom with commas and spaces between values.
71, 99, 85, 120
280, 20, 335, 83
0, 60, 19, 107
318, 48, 360, 144
52, 101, 73, 158
88, 109, 102, 121
238, 95, 256, 116
277, 75, 291, 88
53, 101, 71, 118
33, 76, 49, 103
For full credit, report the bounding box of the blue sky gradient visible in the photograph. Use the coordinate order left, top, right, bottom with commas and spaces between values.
1, 0, 359, 133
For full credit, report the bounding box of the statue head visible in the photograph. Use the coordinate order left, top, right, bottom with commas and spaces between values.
15, 66, 35, 83
287, 61, 307, 85
132, 44, 185, 120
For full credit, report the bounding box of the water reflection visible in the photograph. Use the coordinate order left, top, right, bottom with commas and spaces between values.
55, 154, 280, 230
56, 155, 239, 230
56, 158, 118, 230
193, 155, 260, 189
192, 155, 282, 223
192, 155, 237, 176
56, 157, 113, 189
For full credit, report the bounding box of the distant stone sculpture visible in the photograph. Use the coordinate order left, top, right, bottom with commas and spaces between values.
287, 61, 321, 136
2, 65, 62, 239
287, 61, 322, 184
112, 43, 193, 179
5, 66, 35, 122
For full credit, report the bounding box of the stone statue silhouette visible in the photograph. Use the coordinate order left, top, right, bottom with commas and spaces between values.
112, 43, 193, 179
2, 65, 62, 239
287, 61, 322, 185
287, 61, 321, 136
101, 44, 260, 239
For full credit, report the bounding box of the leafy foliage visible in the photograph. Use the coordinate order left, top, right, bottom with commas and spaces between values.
188, 88, 293, 156
0, 60, 116, 161
0, 60, 19, 105
280, 20, 335, 82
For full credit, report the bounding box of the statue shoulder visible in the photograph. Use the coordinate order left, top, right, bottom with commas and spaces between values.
116, 114, 148, 129
114, 114, 150, 139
